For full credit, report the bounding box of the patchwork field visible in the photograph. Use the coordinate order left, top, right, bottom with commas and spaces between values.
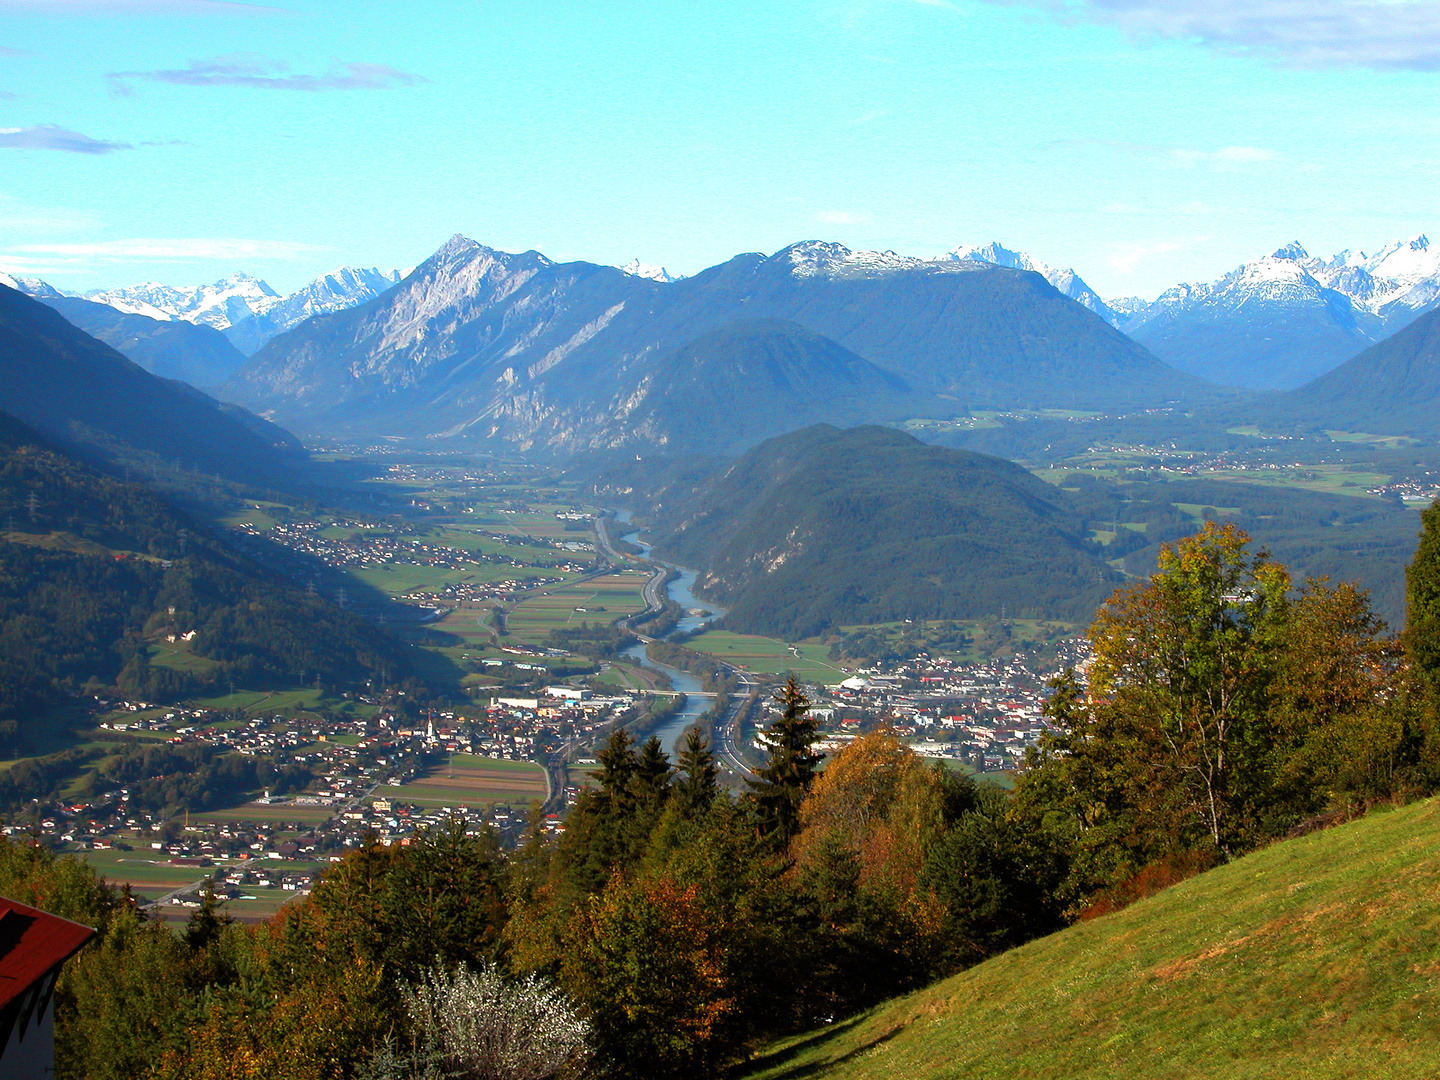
373, 754, 547, 809
685, 630, 848, 683
504, 571, 651, 642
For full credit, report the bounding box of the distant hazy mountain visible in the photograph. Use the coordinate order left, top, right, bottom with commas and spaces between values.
224, 235, 1208, 452
223, 266, 403, 354
81, 267, 403, 354
570, 319, 933, 454
1253, 303, 1440, 435
1123, 247, 1380, 390
650, 424, 1119, 638
940, 241, 1117, 324
1119, 234, 1440, 390
37, 296, 248, 390
0, 283, 302, 483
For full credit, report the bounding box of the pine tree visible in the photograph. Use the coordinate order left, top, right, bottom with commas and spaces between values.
596, 727, 640, 815
183, 876, 232, 951
746, 677, 821, 851
675, 727, 719, 815
632, 735, 673, 808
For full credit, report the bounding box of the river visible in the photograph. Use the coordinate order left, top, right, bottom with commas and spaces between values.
612, 511, 728, 758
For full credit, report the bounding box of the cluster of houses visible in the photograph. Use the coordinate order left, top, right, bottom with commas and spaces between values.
805, 641, 1090, 772
1368, 475, 1440, 504
230, 518, 516, 573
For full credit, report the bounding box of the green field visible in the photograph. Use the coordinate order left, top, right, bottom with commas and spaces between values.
189, 802, 338, 826
738, 797, 1440, 1080
148, 641, 223, 674
374, 755, 547, 809
504, 571, 650, 642
684, 630, 848, 683
76, 848, 209, 893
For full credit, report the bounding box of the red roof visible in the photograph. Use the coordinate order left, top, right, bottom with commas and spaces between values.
0, 896, 96, 1012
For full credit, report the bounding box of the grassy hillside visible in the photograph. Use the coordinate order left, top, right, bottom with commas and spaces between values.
738, 797, 1440, 1080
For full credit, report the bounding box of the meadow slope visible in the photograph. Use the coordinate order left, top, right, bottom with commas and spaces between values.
738, 797, 1440, 1080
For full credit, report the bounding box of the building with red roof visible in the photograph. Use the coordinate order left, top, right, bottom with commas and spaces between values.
0, 896, 96, 1079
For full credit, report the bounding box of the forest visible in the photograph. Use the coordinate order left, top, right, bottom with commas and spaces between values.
15, 507, 1440, 1080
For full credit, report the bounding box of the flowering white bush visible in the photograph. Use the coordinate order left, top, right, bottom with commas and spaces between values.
400, 962, 591, 1080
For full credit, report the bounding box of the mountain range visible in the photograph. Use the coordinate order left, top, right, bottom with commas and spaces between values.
218, 235, 1207, 454
937, 234, 1440, 392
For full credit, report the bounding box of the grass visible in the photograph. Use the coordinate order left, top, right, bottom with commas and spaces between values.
147, 641, 223, 675
684, 630, 848, 683
737, 797, 1440, 1080
374, 755, 547, 809
189, 803, 338, 825
76, 849, 209, 893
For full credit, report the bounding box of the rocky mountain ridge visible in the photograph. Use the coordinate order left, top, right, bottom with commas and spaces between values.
220, 234, 1208, 454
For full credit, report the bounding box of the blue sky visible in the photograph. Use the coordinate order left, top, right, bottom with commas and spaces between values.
2, 0, 1440, 299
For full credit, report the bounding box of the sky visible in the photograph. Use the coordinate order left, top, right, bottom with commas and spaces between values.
2, 0, 1440, 300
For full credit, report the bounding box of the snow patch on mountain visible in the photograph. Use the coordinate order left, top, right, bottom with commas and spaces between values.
620, 259, 679, 283
941, 241, 1117, 323
1122, 234, 1440, 334
0, 272, 65, 300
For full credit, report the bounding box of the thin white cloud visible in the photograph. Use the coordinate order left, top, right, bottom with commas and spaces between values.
0, 195, 100, 232
107, 54, 427, 95
6, 237, 329, 260
0, 1, 282, 13
1046, 136, 1281, 169
0, 124, 131, 153
983, 0, 1440, 71
1108, 238, 1209, 272
1168, 145, 1278, 166
817, 210, 870, 225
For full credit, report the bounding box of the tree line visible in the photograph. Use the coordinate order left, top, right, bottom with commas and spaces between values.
24, 508, 1440, 1079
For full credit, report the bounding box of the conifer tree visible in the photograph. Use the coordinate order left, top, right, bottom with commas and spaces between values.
675, 727, 719, 815
747, 677, 821, 851
632, 734, 673, 808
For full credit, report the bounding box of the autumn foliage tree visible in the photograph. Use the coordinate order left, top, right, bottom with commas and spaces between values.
1017, 522, 1408, 903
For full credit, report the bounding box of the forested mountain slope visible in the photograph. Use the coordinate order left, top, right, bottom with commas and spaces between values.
0, 411, 406, 754
0, 284, 302, 485
38, 295, 248, 390
1251, 302, 1440, 436
651, 424, 1119, 637
739, 795, 1440, 1080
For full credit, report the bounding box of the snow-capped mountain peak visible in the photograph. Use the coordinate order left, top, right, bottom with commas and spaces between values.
85, 273, 278, 330
776, 241, 928, 279
0, 271, 65, 300
1271, 241, 1309, 261
943, 241, 1040, 272
620, 259, 678, 283
942, 240, 1117, 323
